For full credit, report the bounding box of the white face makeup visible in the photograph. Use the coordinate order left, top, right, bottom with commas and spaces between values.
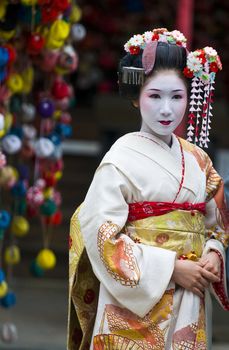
139, 70, 188, 145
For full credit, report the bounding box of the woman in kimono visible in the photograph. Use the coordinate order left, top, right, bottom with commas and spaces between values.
68, 28, 229, 350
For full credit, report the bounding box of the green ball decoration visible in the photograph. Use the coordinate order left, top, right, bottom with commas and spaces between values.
40, 199, 57, 216
30, 260, 45, 278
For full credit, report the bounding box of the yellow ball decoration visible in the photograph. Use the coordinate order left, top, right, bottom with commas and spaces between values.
46, 20, 70, 49
21, 66, 34, 94
21, 0, 37, 4
4, 112, 13, 133
4, 245, 21, 265
54, 171, 62, 181
7, 73, 24, 94
0, 1, 7, 20
0, 166, 17, 188
11, 216, 30, 237
43, 188, 54, 199
0, 281, 8, 298
53, 110, 61, 121
70, 5, 82, 23
0, 29, 15, 41
36, 249, 56, 270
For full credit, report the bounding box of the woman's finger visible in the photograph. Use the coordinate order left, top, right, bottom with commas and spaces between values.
192, 287, 204, 298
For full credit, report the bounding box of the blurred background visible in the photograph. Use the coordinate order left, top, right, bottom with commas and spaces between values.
0, 0, 229, 349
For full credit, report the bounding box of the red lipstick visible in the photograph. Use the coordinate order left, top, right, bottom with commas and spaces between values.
159, 121, 172, 125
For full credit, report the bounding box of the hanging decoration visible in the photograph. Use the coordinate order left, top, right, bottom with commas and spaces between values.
0, 0, 85, 344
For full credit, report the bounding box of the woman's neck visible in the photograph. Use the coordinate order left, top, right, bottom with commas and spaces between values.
140, 125, 173, 147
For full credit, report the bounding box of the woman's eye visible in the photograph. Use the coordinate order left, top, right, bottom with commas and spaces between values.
149, 94, 160, 99
172, 94, 182, 99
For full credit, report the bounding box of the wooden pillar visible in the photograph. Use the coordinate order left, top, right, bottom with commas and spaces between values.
175, 0, 194, 138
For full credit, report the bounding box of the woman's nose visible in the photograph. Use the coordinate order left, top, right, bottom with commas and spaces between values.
160, 100, 172, 116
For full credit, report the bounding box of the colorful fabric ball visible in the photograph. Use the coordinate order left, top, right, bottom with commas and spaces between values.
55, 45, 78, 74
11, 216, 29, 237
11, 180, 27, 197
4, 245, 21, 265
45, 20, 70, 49
22, 124, 37, 139
40, 199, 57, 216
71, 24, 86, 41
27, 32, 45, 55
1, 291, 16, 308
0, 268, 5, 283
21, 103, 36, 122
40, 49, 59, 72
0, 281, 8, 298
21, 66, 34, 94
0, 322, 18, 343
27, 186, 44, 206
35, 138, 55, 158
52, 79, 71, 100
37, 99, 54, 118
30, 260, 45, 277
36, 249, 56, 270
0, 151, 6, 168
0, 210, 11, 229
0, 166, 18, 188
50, 210, 62, 225
69, 5, 82, 23
6, 73, 24, 93
2, 135, 22, 154
0, 47, 9, 67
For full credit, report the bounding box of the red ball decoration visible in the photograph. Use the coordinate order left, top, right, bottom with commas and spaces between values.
41, 5, 59, 24
27, 33, 45, 55
50, 211, 62, 225
4, 45, 16, 64
52, 80, 71, 100
43, 173, 57, 187
53, 0, 70, 12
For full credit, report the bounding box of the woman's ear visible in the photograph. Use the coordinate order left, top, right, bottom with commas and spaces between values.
132, 99, 139, 108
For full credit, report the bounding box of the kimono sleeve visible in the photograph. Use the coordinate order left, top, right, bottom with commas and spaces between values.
203, 156, 229, 310
78, 162, 177, 317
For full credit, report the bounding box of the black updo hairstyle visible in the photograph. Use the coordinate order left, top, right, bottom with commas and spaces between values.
118, 42, 188, 100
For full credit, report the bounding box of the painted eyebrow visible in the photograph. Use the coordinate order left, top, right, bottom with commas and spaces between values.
147, 89, 185, 92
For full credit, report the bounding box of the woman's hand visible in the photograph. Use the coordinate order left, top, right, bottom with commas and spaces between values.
171, 259, 220, 298
198, 251, 221, 279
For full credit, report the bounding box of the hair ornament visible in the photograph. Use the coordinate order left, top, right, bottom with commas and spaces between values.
120, 67, 145, 85
121, 28, 187, 86
184, 47, 222, 148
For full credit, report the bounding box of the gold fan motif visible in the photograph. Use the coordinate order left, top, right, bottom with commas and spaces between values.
93, 334, 144, 350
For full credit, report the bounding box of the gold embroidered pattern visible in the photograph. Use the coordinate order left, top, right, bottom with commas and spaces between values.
105, 301, 171, 350
172, 300, 206, 350
97, 221, 140, 287
93, 334, 144, 350
179, 137, 222, 202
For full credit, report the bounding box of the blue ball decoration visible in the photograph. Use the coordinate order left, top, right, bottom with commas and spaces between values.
0, 269, 5, 283
0, 210, 11, 229
37, 99, 54, 118
0, 48, 9, 67
48, 133, 61, 146
11, 180, 27, 197
1, 291, 16, 308
55, 124, 72, 138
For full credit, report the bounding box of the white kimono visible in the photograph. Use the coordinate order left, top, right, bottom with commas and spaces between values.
68, 131, 229, 350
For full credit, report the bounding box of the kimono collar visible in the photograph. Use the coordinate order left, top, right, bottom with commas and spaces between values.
121, 131, 200, 196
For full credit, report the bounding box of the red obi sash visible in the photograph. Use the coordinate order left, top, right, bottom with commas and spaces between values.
128, 201, 206, 222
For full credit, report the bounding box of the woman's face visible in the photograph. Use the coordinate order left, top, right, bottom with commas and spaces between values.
138, 70, 187, 145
